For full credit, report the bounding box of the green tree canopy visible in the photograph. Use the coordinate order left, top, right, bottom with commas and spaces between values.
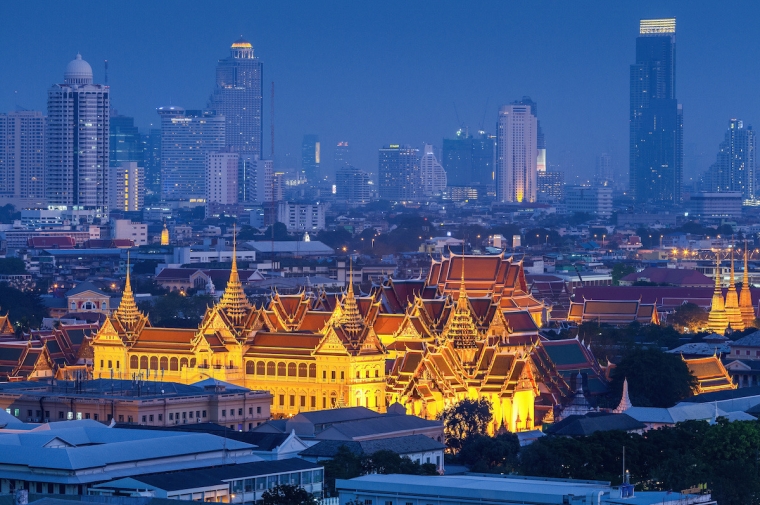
668, 302, 708, 333
261, 484, 317, 505
458, 433, 520, 473
0, 258, 26, 275
610, 347, 697, 407
439, 398, 493, 452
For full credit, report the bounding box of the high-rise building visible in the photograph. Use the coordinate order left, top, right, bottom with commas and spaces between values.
442, 130, 495, 195
629, 18, 683, 205
301, 134, 320, 183
110, 114, 142, 166
205, 151, 239, 206
420, 144, 447, 197
595, 153, 613, 187
705, 119, 755, 200
240, 157, 273, 204
208, 38, 263, 159
335, 141, 350, 170
109, 161, 144, 212
158, 107, 225, 201
537, 170, 564, 203
378, 145, 420, 201
141, 128, 161, 197
336, 165, 371, 204
46, 54, 110, 215
496, 104, 537, 203
0, 110, 46, 201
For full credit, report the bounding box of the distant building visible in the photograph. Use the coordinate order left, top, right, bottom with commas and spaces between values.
378, 144, 420, 201
241, 157, 273, 204
141, 127, 161, 196
565, 186, 612, 217
595, 153, 613, 187
537, 170, 564, 203
442, 129, 495, 195
109, 161, 144, 212
302, 134, 320, 184
158, 107, 225, 201
335, 141, 350, 169
497, 103, 537, 203
111, 219, 147, 246
0, 110, 46, 202
208, 38, 263, 159
206, 151, 239, 206
336, 165, 372, 204
109, 114, 143, 166
686, 192, 743, 219
46, 54, 110, 216
705, 119, 755, 200
630, 18, 683, 206
277, 202, 326, 232
419, 144, 447, 197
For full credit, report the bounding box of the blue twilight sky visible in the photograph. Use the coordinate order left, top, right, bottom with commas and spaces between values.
1, 1, 759, 184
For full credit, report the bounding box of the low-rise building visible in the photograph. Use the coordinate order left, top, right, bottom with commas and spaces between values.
564, 186, 613, 217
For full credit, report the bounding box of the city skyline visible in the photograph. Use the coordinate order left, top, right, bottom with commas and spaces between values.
1, 2, 760, 183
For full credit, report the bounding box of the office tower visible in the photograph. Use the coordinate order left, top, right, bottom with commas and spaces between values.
420, 144, 447, 197
141, 128, 161, 196
378, 145, 420, 201
241, 157, 273, 204
630, 18, 683, 205
0, 110, 45, 200
537, 170, 564, 203
442, 130, 495, 196
334, 141, 350, 170
301, 134, 320, 183
565, 186, 613, 217
46, 54, 110, 215
109, 161, 144, 212
496, 104, 537, 203
110, 114, 142, 166
595, 153, 613, 187
205, 151, 239, 206
336, 166, 371, 204
207, 38, 263, 159
158, 107, 225, 201
706, 119, 755, 200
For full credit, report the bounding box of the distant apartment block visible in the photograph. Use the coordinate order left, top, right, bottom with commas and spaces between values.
277, 202, 326, 232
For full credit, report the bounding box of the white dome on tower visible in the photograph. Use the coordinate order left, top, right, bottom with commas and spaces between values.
64, 54, 93, 85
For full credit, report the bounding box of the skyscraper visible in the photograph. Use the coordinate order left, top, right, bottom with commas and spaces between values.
496, 104, 537, 203
207, 38, 263, 159
46, 54, 110, 215
0, 110, 46, 201
595, 153, 613, 187
301, 134, 320, 183
420, 144, 447, 197
141, 128, 161, 197
158, 107, 225, 201
205, 151, 239, 206
109, 114, 143, 166
334, 141, 350, 170
109, 162, 144, 212
706, 119, 756, 200
629, 18, 683, 205
336, 165, 371, 204
442, 129, 495, 195
378, 145, 420, 201
240, 157, 273, 204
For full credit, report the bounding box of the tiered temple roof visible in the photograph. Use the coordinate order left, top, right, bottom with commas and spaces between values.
683, 355, 736, 393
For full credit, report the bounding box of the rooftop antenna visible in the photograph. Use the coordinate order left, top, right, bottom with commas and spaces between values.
479, 98, 490, 132
104, 60, 108, 85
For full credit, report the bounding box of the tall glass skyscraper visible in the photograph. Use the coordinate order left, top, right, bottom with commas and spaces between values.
629, 18, 683, 206
208, 38, 263, 159
0, 110, 46, 201
706, 119, 756, 200
301, 134, 320, 183
442, 129, 495, 193
378, 145, 420, 201
109, 114, 142, 166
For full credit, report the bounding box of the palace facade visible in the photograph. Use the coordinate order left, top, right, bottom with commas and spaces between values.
92, 251, 608, 429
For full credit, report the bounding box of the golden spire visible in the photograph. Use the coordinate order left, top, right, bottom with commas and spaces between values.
740, 240, 756, 327
445, 255, 478, 349
707, 250, 728, 334
340, 256, 363, 333
725, 246, 744, 330
115, 252, 141, 328
219, 225, 251, 323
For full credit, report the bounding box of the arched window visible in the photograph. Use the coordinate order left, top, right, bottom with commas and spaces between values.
365, 370, 370, 379
71, 302, 76, 310
180, 358, 188, 369
101, 302, 107, 309
160, 357, 168, 371
267, 362, 276, 375
287, 363, 296, 377
277, 362, 286, 376
130, 356, 138, 369
308, 364, 317, 378
375, 369, 379, 378
83, 301, 95, 310
150, 357, 158, 370
246, 361, 255, 374
189, 358, 196, 368
257, 362, 265, 375
298, 363, 307, 377
170, 357, 178, 371
139, 356, 148, 370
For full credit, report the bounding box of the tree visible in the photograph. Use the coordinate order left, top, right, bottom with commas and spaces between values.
439, 398, 492, 452
137, 292, 214, 328
0, 283, 47, 333
261, 484, 317, 505
611, 263, 635, 285
458, 433, 520, 473
0, 258, 26, 275
668, 302, 708, 333
610, 347, 697, 407
322, 445, 364, 496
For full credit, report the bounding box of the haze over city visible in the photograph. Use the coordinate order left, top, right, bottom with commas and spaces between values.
2, 0, 760, 181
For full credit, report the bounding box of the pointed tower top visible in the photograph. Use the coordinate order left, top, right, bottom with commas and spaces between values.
614, 377, 633, 413
115, 251, 141, 328
730, 247, 736, 285
458, 255, 467, 302
339, 256, 363, 334
218, 224, 252, 324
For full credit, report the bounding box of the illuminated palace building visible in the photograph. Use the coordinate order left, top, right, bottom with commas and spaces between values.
92, 252, 608, 431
